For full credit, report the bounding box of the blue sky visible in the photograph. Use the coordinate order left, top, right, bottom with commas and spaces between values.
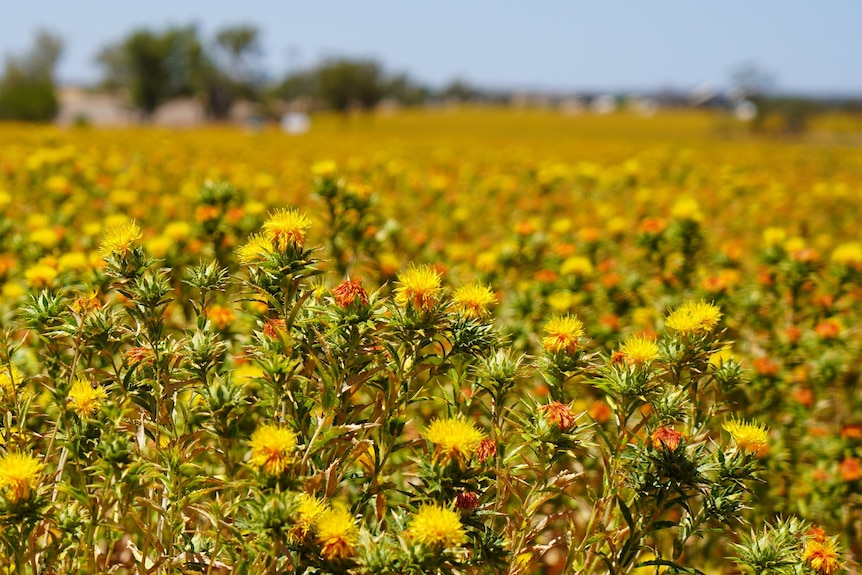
3, 1, 860, 94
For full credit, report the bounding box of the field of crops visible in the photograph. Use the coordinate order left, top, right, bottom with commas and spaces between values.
0, 109, 860, 574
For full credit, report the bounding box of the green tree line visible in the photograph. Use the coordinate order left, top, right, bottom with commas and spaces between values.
0, 24, 490, 122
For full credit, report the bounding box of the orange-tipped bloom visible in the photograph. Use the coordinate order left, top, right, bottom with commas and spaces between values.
651, 427, 683, 451
394, 264, 442, 313
409, 504, 467, 548
454, 491, 480, 512
539, 401, 577, 432
262, 208, 312, 252
542, 315, 584, 355
332, 278, 369, 308
248, 424, 298, 476
839, 457, 862, 482
476, 438, 497, 463
803, 538, 841, 575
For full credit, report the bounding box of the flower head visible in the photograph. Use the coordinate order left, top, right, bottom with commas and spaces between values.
542, 315, 585, 355
651, 427, 683, 451
0, 364, 25, 401
539, 401, 577, 432
315, 507, 359, 560
839, 457, 861, 482
454, 491, 480, 512
68, 378, 107, 417
476, 438, 497, 463
125, 346, 156, 366
294, 493, 328, 539
207, 304, 235, 330
409, 504, 467, 548
25, 264, 58, 289
665, 300, 722, 335
394, 264, 442, 313
262, 208, 312, 252
832, 242, 862, 268
248, 424, 298, 476
332, 278, 369, 308
804, 538, 841, 575
722, 419, 768, 453
452, 282, 497, 319
422, 418, 485, 460
619, 334, 660, 365
236, 233, 275, 264
0, 452, 43, 503
99, 220, 142, 259
312, 160, 337, 178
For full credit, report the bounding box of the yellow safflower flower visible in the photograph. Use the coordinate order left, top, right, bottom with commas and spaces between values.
409, 504, 467, 547
262, 208, 312, 252
542, 315, 585, 355
236, 233, 274, 264
99, 220, 142, 259
665, 300, 722, 335
619, 335, 660, 365
294, 493, 328, 539
315, 507, 359, 560
0, 364, 25, 401
68, 378, 107, 417
722, 419, 768, 453
394, 264, 442, 313
452, 282, 496, 319
25, 264, 58, 289
248, 424, 298, 476
422, 418, 485, 460
312, 160, 337, 178
0, 452, 43, 503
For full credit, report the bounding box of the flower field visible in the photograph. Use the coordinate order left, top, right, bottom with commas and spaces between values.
0, 109, 860, 574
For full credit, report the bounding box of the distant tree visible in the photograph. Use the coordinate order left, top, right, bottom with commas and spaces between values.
0, 30, 63, 121
274, 70, 315, 102
97, 26, 205, 117
441, 79, 479, 102
729, 63, 775, 100
215, 25, 261, 83
382, 73, 430, 106
315, 58, 383, 112
205, 24, 263, 118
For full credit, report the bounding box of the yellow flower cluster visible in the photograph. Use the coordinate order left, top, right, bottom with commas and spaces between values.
68, 378, 108, 417
409, 504, 467, 548
665, 300, 722, 335
248, 424, 298, 476
722, 419, 769, 454
394, 264, 443, 312
542, 315, 585, 355
422, 418, 485, 460
99, 220, 142, 259
0, 452, 43, 503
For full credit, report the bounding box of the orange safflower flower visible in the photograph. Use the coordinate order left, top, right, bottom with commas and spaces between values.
839, 457, 861, 482
651, 427, 683, 451
539, 401, 577, 432
332, 278, 369, 308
